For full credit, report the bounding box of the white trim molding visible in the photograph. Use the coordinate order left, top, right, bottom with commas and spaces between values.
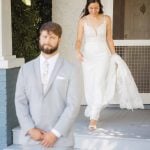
114, 40, 150, 46
0, 0, 24, 69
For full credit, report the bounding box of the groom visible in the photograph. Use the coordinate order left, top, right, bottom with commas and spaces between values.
15, 21, 81, 149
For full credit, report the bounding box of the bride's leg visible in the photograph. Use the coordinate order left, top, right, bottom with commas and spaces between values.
89, 119, 97, 130
88, 110, 100, 130
88, 56, 110, 130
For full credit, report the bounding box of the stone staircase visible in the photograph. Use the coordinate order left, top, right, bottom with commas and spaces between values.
4, 107, 150, 150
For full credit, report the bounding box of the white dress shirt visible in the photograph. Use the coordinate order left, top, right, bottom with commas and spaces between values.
40, 52, 61, 138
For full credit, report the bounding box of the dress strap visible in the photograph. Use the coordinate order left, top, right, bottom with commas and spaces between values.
103, 15, 106, 24
83, 16, 89, 26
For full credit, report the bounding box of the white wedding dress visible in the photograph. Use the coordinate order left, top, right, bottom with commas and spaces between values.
82, 16, 144, 120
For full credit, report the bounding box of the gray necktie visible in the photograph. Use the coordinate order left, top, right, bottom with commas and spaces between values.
42, 60, 49, 93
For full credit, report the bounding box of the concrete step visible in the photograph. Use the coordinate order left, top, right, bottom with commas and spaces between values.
5, 107, 150, 150
74, 129, 150, 150
74, 107, 150, 150
3, 144, 22, 150
4, 144, 80, 150
12, 127, 24, 145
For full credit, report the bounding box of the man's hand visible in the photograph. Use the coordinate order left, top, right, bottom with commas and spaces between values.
41, 132, 58, 148
28, 128, 44, 141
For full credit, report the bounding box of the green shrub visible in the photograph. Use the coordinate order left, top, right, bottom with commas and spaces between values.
11, 0, 52, 62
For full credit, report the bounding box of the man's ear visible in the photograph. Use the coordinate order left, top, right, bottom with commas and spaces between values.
58, 37, 61, 42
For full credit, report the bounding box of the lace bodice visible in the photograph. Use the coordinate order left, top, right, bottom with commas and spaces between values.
83, 16, 107, 43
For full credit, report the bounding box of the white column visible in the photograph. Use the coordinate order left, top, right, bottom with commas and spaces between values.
52, 0, 86, 63
102, 0, 114, 22
0, 0, 24, 68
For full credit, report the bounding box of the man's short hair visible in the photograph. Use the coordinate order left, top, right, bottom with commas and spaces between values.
39, 21, 62, 38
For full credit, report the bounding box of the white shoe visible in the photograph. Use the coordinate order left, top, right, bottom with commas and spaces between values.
88, 124, 97, 130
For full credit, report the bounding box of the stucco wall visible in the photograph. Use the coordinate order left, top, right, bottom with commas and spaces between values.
52, 0, 86, 63
52, 0, 87, 104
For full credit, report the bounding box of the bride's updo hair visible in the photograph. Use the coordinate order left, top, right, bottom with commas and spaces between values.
81, 0, 104, 18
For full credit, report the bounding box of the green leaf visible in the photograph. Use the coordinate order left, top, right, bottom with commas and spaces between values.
22, 0, 31, 6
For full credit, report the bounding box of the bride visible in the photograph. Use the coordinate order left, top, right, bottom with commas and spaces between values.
75, 0, 144, 130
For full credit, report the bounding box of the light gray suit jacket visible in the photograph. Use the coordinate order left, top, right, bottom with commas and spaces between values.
15, 56, 82, 148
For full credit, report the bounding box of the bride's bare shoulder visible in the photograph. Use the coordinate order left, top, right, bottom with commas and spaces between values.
78, 16, 87, 25
104, 15, 111, 23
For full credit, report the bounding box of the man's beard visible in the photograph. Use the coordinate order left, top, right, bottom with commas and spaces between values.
39, 43, 59, 54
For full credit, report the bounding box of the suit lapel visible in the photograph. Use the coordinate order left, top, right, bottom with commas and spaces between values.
33, 57, 44, 95
44, 56, 64, 97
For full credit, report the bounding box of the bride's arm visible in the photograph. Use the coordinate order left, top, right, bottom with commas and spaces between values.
75, 19, 84, 61
105, 15, 116, 55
